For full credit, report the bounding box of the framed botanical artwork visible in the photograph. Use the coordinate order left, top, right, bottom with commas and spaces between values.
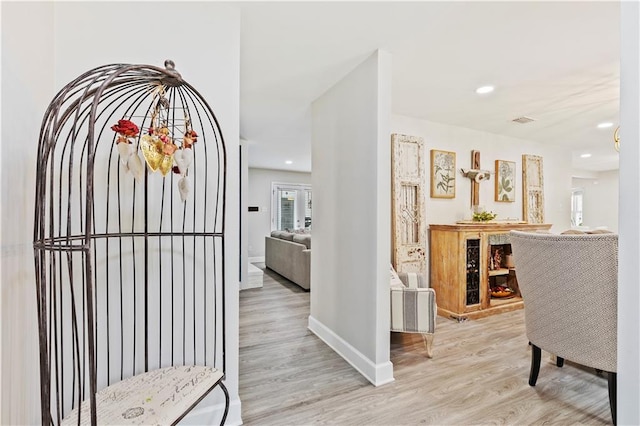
495, 160, 516, 202
430, 149, 456, 198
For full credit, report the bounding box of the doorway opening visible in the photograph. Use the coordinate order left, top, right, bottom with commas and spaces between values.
271, 182, 312, 232
571, 188, 584, 227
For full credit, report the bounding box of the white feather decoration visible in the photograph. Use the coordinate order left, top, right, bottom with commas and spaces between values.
128, 153, 145, 180
181, 148, 193, 172
174, 148, 194, 176
117, 143, 132, 166
178, 176, 190, 202
174, 150, 185, 176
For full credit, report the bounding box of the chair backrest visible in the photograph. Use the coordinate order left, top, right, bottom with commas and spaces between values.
509, 231, 618, 372
397, 272, 428, 289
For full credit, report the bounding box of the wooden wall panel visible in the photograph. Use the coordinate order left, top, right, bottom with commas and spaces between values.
391, 134, 426, 274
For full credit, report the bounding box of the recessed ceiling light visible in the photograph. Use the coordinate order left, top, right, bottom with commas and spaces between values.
580, 153, 592, 158
597, 122, 613, 129
476, 85, 494, 94
285, 160, 293, 165
512, 116, 536, 124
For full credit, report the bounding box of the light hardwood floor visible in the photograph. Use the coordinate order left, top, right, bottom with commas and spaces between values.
239, 265, 611, 425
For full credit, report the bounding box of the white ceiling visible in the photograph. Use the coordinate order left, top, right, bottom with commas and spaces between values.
238, 1, 620, 173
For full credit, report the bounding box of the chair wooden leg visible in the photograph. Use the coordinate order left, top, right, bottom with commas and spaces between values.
422, 333, 434, 358
556, 356, 564, 367
529, 343, 541, 386
608, 371, 616, 425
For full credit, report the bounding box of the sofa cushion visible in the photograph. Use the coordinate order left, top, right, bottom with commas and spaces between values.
280, 232, 295, 241
271, 230, 285, 238
293, 234, 311, 249
561, 229, 586, 235
587, 229, 613, 234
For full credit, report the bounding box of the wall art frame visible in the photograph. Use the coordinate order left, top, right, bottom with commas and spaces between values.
495, 159, 516, 202
522, 154, 545, 223
430, 149, 456, 198
391, 134, 427, 274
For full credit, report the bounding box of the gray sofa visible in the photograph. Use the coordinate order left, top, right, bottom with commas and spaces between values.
265, 231, 311, 290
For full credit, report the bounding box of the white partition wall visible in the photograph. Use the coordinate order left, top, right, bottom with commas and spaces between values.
618, 2, 640, 423
1, 3, 55, 423
240, 140, 249, 288
309, 50, 393, 386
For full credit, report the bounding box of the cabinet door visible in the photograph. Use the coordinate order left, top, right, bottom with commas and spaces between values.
464, 236, 482, 310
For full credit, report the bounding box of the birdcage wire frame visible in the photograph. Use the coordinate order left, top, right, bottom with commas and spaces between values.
33, 60, 229, 425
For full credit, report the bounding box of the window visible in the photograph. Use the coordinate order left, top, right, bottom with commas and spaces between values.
271, 183, 312, 231
571, 188, 583, 227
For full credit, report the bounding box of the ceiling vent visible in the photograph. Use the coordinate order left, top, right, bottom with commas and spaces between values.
512, 116, 536, 124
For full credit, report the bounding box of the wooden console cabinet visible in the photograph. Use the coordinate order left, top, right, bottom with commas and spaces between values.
429, 222, 552, 321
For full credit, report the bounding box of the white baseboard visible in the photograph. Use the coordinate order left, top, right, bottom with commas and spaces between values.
240, 279, 263, 290
308, 315, 394, 387
182, 396, 242, 425
248, 256, 265, 263
240, 282, 262, 290
240, 263, 263, 290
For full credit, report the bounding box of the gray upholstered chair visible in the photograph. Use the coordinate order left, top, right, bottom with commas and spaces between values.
509, 231, 618, 424
390, 268, 437, 357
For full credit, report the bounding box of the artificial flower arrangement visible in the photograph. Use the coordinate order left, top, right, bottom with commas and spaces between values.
472, 210, 497, 222
111, 86, 197, 201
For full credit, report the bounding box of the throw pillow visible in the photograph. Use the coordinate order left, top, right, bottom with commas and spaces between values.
390, 265, 405, 289
293, 234, 311, 249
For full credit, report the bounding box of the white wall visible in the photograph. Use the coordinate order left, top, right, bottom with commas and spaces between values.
572, 170, 619, 232
392, 114, 573, 228
1, 2, 242, 424
392, 115, 573, 279
240, 140, 249, 288
247, 168, 312, 261
1, 3, 55, 423
619, 2, 640, 423
309, 50, 393, 386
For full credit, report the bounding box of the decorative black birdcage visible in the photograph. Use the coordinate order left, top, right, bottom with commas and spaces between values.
33, 60, 229, 425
